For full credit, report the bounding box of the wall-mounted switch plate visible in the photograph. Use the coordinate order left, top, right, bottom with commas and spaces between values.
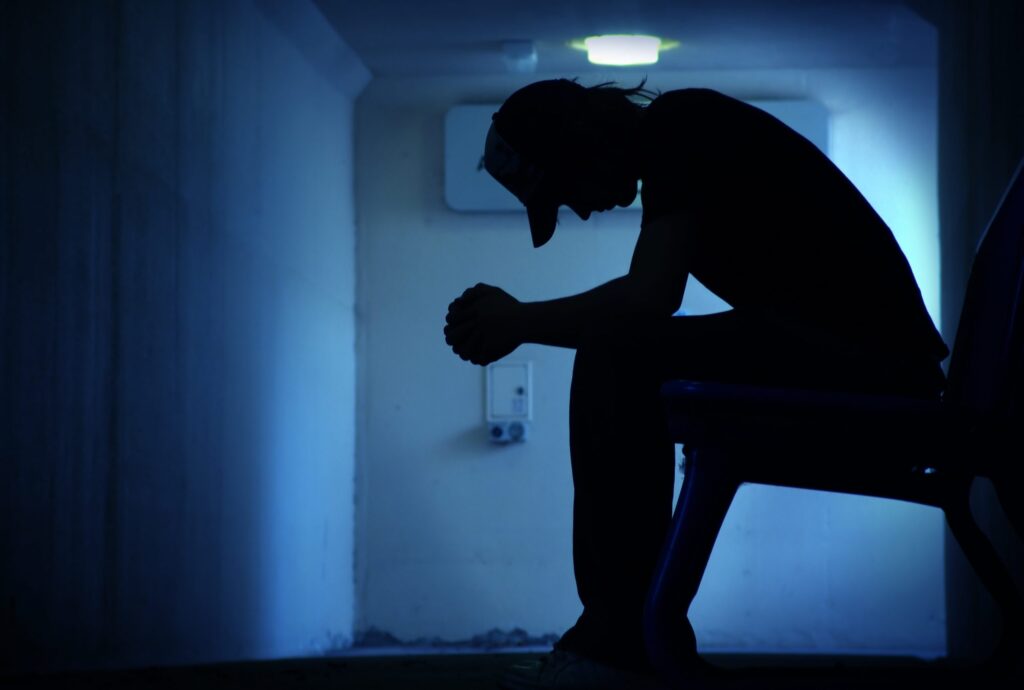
486, 361, 532, 444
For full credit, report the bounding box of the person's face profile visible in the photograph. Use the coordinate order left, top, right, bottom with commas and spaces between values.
550, 155, 637, 221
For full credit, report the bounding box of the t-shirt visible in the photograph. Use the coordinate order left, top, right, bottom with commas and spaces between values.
639, 88, 949, 365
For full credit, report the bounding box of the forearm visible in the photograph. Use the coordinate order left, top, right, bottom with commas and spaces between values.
518, 275, 664, 350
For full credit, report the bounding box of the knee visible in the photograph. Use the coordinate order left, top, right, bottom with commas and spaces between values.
573, 316, 670, 380
577, 316, 667, 358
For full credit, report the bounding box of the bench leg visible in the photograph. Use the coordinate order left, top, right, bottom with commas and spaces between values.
644, 447, 739, 686
943, 473, 1024, 671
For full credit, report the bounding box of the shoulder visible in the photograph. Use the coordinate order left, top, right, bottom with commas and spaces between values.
639, 89, 740, 175
642, 89, 753, 151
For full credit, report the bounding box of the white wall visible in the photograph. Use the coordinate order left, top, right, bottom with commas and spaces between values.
243, 0, 369, 659
354, 66, 944, 656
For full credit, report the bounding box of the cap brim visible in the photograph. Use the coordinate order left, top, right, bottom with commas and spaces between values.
527, 204, 558, 248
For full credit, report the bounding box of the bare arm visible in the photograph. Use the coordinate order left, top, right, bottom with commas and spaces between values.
445, 212, 693, 363
519, 212, 693, 349
517, 276, 660, 350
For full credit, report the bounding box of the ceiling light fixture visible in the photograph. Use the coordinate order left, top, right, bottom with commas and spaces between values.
570, 34, 677, 67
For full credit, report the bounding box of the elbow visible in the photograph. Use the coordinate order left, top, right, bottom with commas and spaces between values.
656, 293, 683, 318
649, 279, 685, 318
629, 278, 683, 319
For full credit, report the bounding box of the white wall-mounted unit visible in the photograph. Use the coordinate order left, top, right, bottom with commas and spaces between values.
486, 361, 532, 444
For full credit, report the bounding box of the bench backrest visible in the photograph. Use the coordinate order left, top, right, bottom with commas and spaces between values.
946, 159, 1024, 422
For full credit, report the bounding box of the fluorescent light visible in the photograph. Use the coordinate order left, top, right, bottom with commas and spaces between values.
583, 35, 662, 66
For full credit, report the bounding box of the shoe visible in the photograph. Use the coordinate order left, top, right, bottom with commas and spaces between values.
498, 649, 668, 689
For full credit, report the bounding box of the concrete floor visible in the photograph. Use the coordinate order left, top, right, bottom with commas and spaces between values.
2, 651, 1020, 690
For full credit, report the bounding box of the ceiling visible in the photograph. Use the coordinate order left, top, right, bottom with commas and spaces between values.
314, 0, 936, 78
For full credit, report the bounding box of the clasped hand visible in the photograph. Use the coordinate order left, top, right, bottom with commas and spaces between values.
444, 283, 523, 366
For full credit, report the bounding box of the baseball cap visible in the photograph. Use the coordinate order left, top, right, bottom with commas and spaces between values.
483, 79, 587, 248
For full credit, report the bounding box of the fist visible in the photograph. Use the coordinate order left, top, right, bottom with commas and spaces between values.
444, 283, 523, 366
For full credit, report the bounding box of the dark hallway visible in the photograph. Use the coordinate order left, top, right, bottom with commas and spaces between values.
3, 1, 1023, 688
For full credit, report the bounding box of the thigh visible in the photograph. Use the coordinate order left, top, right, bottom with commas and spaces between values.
646, 310, 937, 396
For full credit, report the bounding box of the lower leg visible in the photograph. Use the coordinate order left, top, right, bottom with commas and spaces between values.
556, 325, 677, 672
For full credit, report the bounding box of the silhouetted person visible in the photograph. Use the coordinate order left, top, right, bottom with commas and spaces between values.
443, 79, 948, 690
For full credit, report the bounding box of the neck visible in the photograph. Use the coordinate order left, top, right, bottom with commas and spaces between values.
621, 105, 645, 182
